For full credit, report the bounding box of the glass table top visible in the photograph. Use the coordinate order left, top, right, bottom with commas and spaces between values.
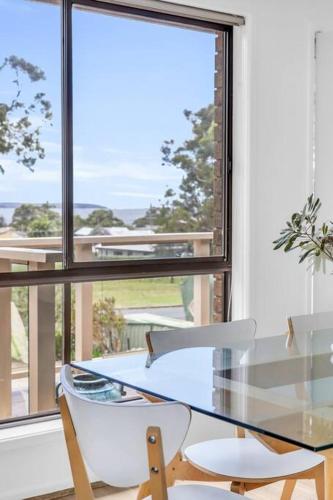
72, 328, 333, 451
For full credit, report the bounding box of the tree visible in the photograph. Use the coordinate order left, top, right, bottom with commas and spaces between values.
12, 203, 38, 232
0, 55, 52, 174
85, 208, 124, 228
27, 214, 59, 237
12, 202, 61, 236
132, 205, 159, 228
74, 214, 86, 231
134, 105, 215, 232
93, 297, 125, 354
0, 215, 6, 227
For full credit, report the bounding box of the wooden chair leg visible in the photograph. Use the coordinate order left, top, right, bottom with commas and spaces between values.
165, 452, 182, 487
230, 481, 245, 495
137, 482, 151, 500
146, 426, 168, 500
314, 462, 325, 500
235, 426, 245, 438
137, 451, 182, 498
281, 479, 296, 500
59, 394, 94, 500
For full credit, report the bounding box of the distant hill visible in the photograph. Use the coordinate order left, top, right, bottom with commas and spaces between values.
0, 203, 148, 226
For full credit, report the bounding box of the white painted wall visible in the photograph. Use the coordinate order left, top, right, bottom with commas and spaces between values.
3, 0, 333, 498
228, 0, 333, 331
312, 31, 333, 312
229, 0, 315, 334
0, 421, 73, 500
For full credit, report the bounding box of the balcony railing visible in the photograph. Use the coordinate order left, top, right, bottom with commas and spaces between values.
0, 232, 213, 420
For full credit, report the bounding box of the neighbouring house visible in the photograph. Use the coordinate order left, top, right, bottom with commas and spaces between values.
0, 227, 23, 239
75, 226, 155, 257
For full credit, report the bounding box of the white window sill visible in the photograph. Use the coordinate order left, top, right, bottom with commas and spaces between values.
0, 416, 63, 445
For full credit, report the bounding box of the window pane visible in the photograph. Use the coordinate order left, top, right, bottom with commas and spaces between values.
72, 5, 225, 262
0, 0, 62, 272
0, 271, 227, 423
71, 273, 226, 360
0, 284, 63, 422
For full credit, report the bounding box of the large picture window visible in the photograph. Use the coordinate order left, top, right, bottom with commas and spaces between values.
0, 0, 236, 425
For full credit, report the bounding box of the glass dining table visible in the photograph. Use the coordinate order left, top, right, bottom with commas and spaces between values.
72, 327, 333, 496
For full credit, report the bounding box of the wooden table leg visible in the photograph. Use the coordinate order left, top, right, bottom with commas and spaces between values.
320, 449, 333, 500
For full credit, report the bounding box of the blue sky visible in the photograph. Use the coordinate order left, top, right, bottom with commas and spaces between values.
0, 0, 215, 210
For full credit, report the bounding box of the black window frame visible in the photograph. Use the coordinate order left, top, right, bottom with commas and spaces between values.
0, 0, 233, 425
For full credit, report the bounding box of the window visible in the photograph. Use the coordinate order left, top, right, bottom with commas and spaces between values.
0, 0, 62, 273
72, 4, 227, 262
0, 0, 235, 425
0, 284, 63, 421
2, 274, 227, 422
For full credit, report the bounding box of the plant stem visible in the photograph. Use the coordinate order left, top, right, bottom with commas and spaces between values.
302, 228, 333, 261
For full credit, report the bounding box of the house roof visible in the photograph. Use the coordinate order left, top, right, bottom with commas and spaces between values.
75, 226, 154, 237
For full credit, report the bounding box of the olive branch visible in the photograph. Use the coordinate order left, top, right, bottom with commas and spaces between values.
273, 194, 333, 265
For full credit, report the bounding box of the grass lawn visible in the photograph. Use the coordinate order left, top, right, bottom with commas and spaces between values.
93, 277, 183, 308
11, 266, 185, 309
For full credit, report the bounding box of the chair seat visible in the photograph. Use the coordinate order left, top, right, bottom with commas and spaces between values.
148, 484, 247, 499
185, 438, 324, 480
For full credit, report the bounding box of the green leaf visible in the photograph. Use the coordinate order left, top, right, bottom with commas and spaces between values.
284, 235, 298, 252
273, 233, 293, 249
299, 248, 315, 263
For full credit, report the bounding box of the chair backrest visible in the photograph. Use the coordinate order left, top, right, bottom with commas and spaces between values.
60, 365, 190, 488
288, 311, 333, 336
146, 318, 256, 355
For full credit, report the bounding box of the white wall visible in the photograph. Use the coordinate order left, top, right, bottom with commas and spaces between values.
2, 0, 333, 498
229, 0, 315, 335
0, 421, 73, 500
312, 31, 333, 312
228, 0, 333, 333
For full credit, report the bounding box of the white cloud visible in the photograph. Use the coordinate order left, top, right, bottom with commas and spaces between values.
0, 158, 60, 183
102, 147, 156, 162
0, 182, 14, 193
74, 160, 179, 182
21, 168, 60, 183
109, 191, 161, 199
43, 142, 83, 154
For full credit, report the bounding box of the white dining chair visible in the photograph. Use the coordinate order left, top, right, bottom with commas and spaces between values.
59, 365, 247, 500
146, 319, 256, 356
288, 310, 333, 339
145, 320, 325, 499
